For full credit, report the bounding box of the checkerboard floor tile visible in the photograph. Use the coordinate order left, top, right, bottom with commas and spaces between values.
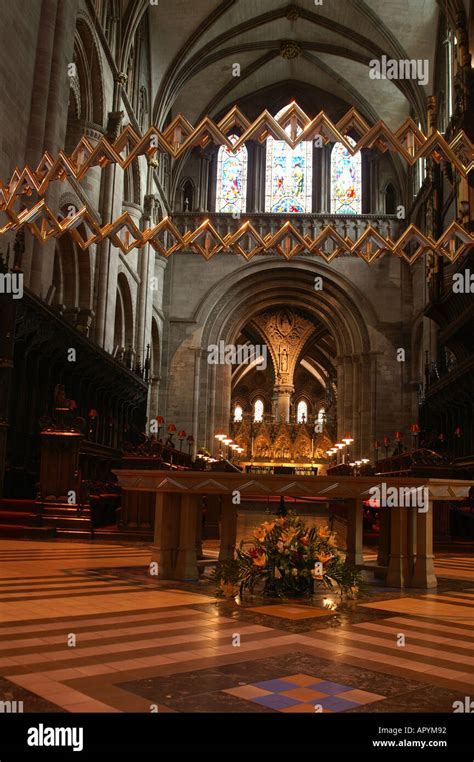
223, 674, 385, 713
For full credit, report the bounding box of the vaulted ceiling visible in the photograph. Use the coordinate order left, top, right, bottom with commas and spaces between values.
140, 0, 447, 131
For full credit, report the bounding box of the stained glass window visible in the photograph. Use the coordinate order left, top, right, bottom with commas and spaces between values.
254, 399, 264, 423
330, 137, 362, 214
265, 107, 313, 213
215, 134, 247, 213
297, 400, 308, 423
233, 404, 243, 422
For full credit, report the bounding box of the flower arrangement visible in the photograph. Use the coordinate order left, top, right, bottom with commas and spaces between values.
236, 513, 360, 598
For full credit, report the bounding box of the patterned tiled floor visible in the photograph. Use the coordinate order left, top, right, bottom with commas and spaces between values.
432, 552, 474, 581
224, 674, 385, 712
0, 538, 473, 713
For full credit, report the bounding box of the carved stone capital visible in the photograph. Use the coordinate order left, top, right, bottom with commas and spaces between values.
115, 72, 128, 87
106, 111, 124, 141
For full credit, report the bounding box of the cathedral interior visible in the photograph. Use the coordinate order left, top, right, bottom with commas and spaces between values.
0, 0, 473, 739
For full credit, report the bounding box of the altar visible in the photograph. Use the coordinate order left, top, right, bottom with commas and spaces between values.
112, 469, 472, 589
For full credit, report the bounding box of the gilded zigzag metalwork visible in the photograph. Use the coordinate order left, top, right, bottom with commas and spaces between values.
0, 103, 472, 262
1, 198, 472, 262
0, 105, 472, 206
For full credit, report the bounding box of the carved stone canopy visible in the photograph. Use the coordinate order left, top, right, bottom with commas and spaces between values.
251, 308, 315, 387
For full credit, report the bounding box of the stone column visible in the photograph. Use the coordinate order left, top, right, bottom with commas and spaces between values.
410, 498, 437, 588
25, 0, 76, 295
199, 153, 211, 212
336, 356, 344, 439
150, 492, 180, 578
352, 356, 361, 456
386, 506, 410, 587
359, 354, 373, 459
175, 494, 200, 580
92, 75, 126, 351
136, 168, 156, 367
93, 159, 122, 351
368, 154, 380, 213
273, 384, 294, 423
343, 356, 353, 439
320, 144, 331, 213
251, 143, 263, 212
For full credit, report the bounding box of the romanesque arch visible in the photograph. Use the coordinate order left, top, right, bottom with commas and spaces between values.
187, 260, 378, 458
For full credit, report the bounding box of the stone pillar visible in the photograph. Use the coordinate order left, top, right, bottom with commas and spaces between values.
346, 498, 364, 566
198, 153, 211, 212
24, 0, 77, 295
175, 494, 200, 580
369, 155, 380, 213
93, 76, 126, 351
352, 356, 361, 456
360, 354, 374, 460
386, 506, 410, 587
218, 493, 238, 560
342, 356, 353, 439
150, 492, 180, 578
93, 160, 121, 351
273, 384, 294, 423
320, 145, 331, 213
410, 498, 437, 588
251, 143, 263, 212
336, 356, 344, 439
135, 249, 151, 365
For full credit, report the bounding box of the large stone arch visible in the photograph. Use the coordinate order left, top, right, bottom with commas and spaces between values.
168, 259, 381, 458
